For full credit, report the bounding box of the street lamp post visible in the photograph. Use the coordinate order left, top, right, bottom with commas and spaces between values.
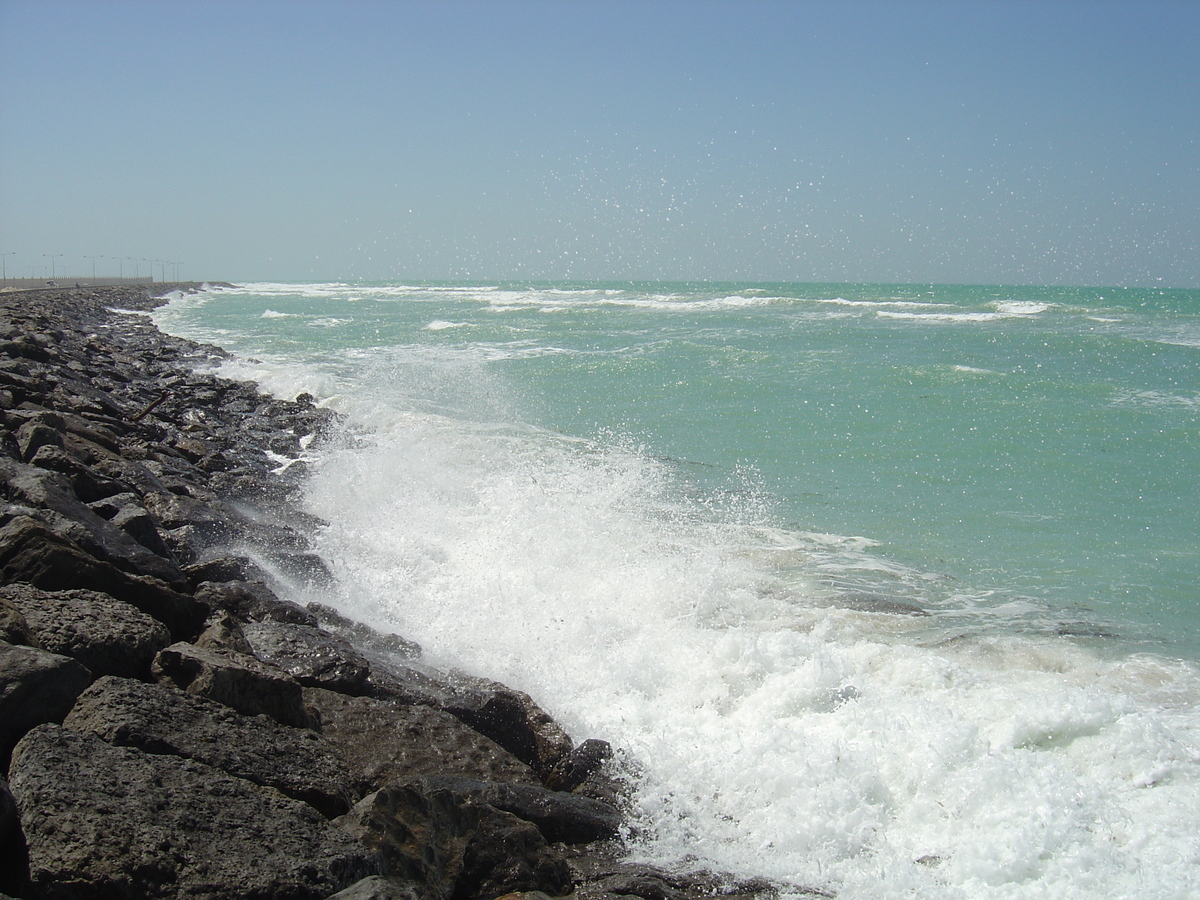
84, 255, 102, 283
0, 253, 13, 285
43, 254, 63, 281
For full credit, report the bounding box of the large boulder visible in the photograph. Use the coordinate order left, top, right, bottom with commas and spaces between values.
65, 676, 358, 818
0, 584, 170, 678
243, 620, 371, 694
304, 687, 541, 791
337, 780, 572, 900
409, 775, 621, 845
0, 457, 185, 587
0, 516, 204, 640
0, 641, 91, 767
151, 641, 317, 729
9, 724, 378, 899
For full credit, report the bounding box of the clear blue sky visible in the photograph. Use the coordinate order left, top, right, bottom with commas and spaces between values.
1, 0, 1197, 286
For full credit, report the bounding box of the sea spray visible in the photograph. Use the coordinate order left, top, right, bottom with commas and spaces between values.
154, 282, 1200, 899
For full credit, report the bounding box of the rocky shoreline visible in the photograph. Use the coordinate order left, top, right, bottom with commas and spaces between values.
0, 285, 817, 900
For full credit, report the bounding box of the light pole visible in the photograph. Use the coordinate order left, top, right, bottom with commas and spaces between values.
43, 254, 63, 281
85, 255, 102, 283
0, 253, 13, 285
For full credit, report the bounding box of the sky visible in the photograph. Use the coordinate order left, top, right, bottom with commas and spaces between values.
1, 0, 1197, 286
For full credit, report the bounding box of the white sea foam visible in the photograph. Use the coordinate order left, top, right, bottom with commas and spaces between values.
153, 282, 1200, 899
293, 362, 1200, 900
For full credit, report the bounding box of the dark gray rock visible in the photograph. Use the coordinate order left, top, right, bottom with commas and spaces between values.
441, 679, 575, 779
337, 780, 571, 900
410, 775, 622, 845
304, 687, 541, 791
243, 620, 371, 694
1, 584, 171, 678
325, 875, 424, 900
64, 676, 358, 818
0, 515, 204, 641
0, 775, 16, 845
9, 724, 377, 899
0, 641, 91, 767
0, 593, 36, 646
0, 457, 185, 587
544, 738, 615, 792
194, 578, 319, 626
152, 641, 318, 729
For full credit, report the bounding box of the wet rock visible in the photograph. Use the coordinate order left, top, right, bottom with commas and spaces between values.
442, 680, 576, 779
243, 620, 371, 694
0, 641, 92, 767
544, 738, 614, 793
304, 687, 541, 790
338, 780, 572, 900
411, 775, 621, 844
1, 584, 171, 679
9, 724, 377, 899
185, 552, 274, 586
151, 641, 317, 729
65, 676, 358, 818
194, 578, 319, 626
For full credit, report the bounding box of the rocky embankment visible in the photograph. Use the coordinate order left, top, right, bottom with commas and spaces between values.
0, 286, 805, 900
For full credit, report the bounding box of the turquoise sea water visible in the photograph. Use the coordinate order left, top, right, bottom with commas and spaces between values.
154, 282, 1200, 899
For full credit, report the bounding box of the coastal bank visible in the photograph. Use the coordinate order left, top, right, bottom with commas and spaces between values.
0, 285, 815, 900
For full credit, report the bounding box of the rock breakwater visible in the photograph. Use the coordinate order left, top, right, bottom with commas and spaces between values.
0, 285, 806, 900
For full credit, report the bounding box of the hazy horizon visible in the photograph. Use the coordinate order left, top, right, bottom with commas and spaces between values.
2, 0, 1197, 288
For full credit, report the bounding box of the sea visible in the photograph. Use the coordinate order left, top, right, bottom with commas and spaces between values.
152, 282, 1200, 899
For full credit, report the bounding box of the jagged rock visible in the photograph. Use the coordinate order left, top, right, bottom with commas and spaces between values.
410, 775, 621, 844
243, 620, 371, 694
337, 780, 572, 900
0, 457, 185, 587
0, 593, 36, 646
0, 775, 17, 845
544, 738, 614, 792
307, 602, 422, 659
9, 724, 377, 899
442, 680, 575, 779
194, 578, 319, 626
185, 552, 274, 586
194, 611, 257, 655
65, 676, 358, 818
0, 641, 92, 767
304, 687, 541, 790
1, 584, 171, 678
325, 875, 424, 900
151, 641, 317, 729
0, 515, 204, 640
15, 419, 63, 462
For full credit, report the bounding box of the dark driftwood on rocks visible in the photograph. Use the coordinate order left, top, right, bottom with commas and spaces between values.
0, 285, 802, 900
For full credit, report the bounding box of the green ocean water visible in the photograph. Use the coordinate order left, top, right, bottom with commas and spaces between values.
160, 281, 1200, 656
153, 281, 1200, 897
